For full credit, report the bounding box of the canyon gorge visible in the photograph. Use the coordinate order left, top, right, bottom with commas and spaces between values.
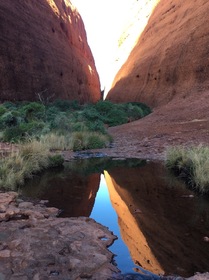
1, 0, 209, 279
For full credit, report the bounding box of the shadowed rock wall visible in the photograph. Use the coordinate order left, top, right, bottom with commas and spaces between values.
0, 0, 101, 103
107, 0, 209, 108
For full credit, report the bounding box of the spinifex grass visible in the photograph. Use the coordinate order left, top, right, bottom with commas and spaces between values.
0, 140, 63, 190
40, 131, 112, 151
166, 145, 209, 194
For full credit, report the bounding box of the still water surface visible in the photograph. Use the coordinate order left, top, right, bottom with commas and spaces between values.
90, 174, 139, 274
21, 158, 209, 278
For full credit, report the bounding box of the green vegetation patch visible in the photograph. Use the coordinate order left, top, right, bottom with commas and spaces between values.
0, 99, 151, 149
0, 99, 151, 190
166, 145, 209, 194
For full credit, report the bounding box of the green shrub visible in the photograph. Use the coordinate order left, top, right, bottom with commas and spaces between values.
3, 121, 45, 142
45, 106, 60, 123
82, 106, 100, 121
0, 111, 18, 127
20, 102, 45, 121
19, 121, 45, 135
125, 103, 144, 121
51, 113, 71, 131
3, 126, 25, 142
94, 100, 115, 114
85, 120, 106, 134
105, 108, 128, 126
70, 121, 88, 132
127, 102, 152, 116
48, 154, 64, 168
0, 105, 7, 116
52, 99, 81, 111
3, 102, 17, 110
84, 133, 109, 149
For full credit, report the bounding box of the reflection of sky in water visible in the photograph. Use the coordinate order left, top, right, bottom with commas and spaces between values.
21, 159, 209, 277
90, 174, 138, 274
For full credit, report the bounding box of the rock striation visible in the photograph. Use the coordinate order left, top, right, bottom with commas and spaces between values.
107, 0, 209, 108
0, 0, 101, 103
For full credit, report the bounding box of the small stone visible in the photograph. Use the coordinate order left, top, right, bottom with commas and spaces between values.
0, 213, 7, 221
203, 236, 209, 242
49, 271, 59, 276
5, 209, 15, 216
33, 274, 40, 280
18, 202, 34, 208
39, 200, 49, 205
9, 239, 21, 250
16, 199, 24, 204
80, 273, 92, 278
0, 250, 10, 258
46, 207, 59, 217
30, 211, 45, 219
0, 205, 6, 213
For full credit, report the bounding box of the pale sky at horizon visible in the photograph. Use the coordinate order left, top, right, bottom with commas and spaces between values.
71, 0, 130, 89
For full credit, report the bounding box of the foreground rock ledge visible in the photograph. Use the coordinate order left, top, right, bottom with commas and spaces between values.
0, 192, 208, 280
0, 192, 119, 280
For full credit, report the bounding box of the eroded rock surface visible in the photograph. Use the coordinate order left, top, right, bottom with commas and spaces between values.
107, 0, 209, 108
0, 0, 100, 103
0, 192, 118, 280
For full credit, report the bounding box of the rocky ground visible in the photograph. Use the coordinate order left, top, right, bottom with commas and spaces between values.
0, 192, 120, 280
90, 91, 209, 162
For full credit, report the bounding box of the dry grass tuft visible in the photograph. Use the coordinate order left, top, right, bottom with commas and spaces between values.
166, 145, 209, 193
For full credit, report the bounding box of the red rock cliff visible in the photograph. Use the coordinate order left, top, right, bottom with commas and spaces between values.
107, 0, 209, 108
0, 0, 101, 103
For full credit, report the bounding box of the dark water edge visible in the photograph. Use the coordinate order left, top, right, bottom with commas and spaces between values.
20, 157, 209, 278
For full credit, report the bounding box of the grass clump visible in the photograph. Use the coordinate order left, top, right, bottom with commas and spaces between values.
40, 131, 111, 152
0, 139, 64, 190
166, 145, 209, 194
70, 131, 111, 151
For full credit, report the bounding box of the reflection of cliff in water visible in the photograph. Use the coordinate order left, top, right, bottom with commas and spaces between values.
21, 168, 100, 217
104, 161, 209, 277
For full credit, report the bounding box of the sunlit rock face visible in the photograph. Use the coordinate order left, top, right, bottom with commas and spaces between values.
105, 0, 159, 94
107, 0, 209, 107
0, 0, 100, 103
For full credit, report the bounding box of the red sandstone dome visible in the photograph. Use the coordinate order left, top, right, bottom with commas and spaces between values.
107, 0, 209, 108
0, 0, 101, 103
